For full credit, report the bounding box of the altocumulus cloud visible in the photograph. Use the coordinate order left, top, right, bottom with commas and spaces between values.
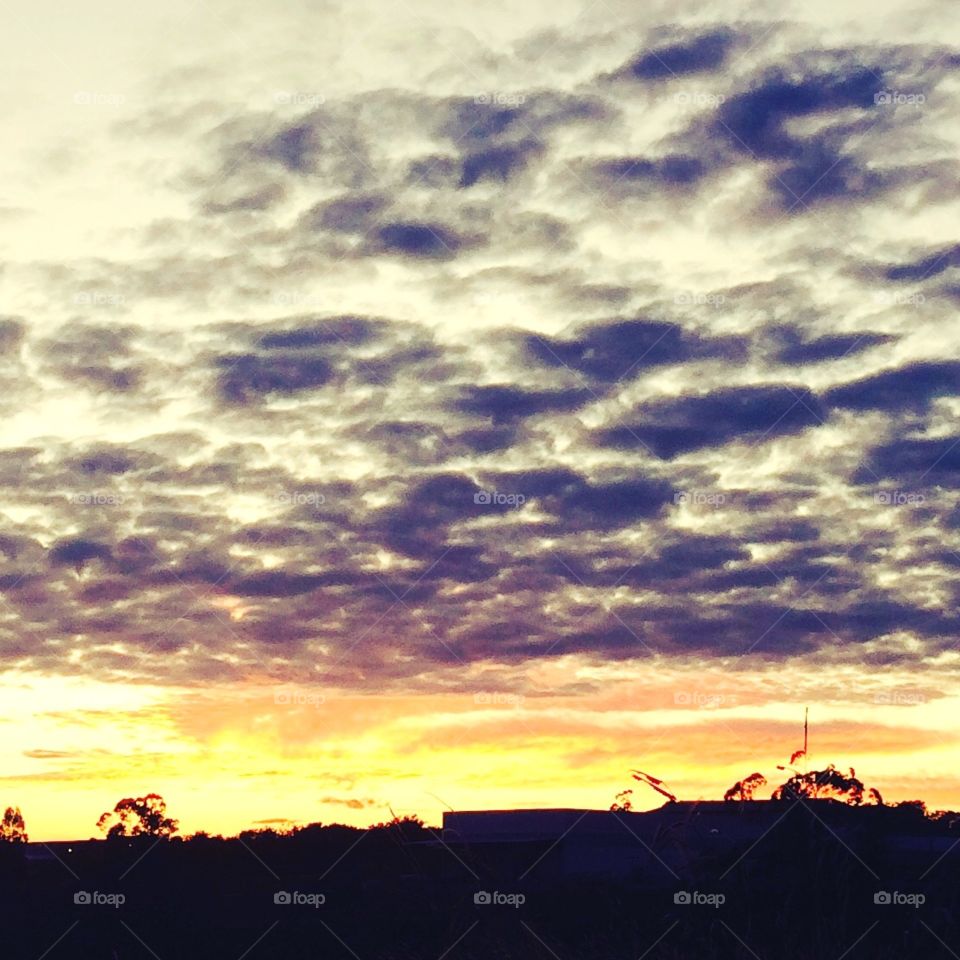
1, 0, 960, 698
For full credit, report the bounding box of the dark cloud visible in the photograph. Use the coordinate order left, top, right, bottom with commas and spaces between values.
5, 30, 960, 693
0, 533, 33, 560
597, 384, 825, 458
70, 448, 141, 475
702, 62, 901, 211
418, 545, 498, 584
230, 571, 326, 598
453, 425, 520, 454
548, 477, 675, 528
149, 552, 233, 587
855, 436, 960, 483
771, 141, 883, 208
223, 108, 370, 189
373, 222, 465, 259
459, 141, 543, 187
717, 66, 880, 159
215, 353, 333, 404
208, 315, 456, 408
49, 538, 112, 572
407, 154, 459, 188
79, 578, 137, 603
363, 421, 451, 466
944, 503, 960, 530
0, 317, 25, 354
593, 154, 706, 190
441, 101, 523, 145
770, 325, 895, 364
624, 28, 735, 80
352, 342, 452, 386
258, 123, 317, 173
39, 323, 145, 394
303, 193, 390, 234
440, 93, 608, 148
825, 361, 960, 412
519, 625, 649, 660
377, 473, 485, 558
749, 520, 821, 544
455, 385, 593, 423
487, 468, 582, 499
525, 318, 743, 382
656, 535, 749, 573
883, 243, 960, 282
257, 317, 384, 350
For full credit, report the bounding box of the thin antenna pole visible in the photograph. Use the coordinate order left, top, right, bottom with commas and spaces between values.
804, 707, 809, 768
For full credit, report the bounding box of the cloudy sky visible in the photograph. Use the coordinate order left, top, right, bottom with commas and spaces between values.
3, 0, 960, 840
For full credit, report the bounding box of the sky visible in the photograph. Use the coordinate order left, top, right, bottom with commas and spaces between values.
2, 0, 960, 840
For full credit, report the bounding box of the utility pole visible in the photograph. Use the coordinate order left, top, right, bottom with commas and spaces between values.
804, 707, 809, 768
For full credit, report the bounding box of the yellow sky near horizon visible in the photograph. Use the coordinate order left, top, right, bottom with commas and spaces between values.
4, 666, 959, 841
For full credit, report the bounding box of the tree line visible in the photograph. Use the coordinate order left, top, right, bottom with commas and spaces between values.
4, 761, 959, 846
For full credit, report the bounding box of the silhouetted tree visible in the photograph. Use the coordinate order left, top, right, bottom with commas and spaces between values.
930, 807, 960, 828
0, 806, 27, 843
238, 826, 290, 841
610, 789, 633, 812
724, 772, 767, 801
772, 764, 869, 803
97, 793, 179, 838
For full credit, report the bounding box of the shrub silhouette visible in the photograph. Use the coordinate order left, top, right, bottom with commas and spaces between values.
723, 772, 767, 801
611, 770, 677, 809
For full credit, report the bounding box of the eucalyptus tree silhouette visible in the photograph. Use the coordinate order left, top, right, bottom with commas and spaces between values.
771, 764, 881, 804
0, 806, 27, 842
723, 761, 886, 805
97, 793, 179, 838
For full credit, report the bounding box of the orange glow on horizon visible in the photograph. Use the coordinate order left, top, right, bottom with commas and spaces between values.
4, 665, 960, 841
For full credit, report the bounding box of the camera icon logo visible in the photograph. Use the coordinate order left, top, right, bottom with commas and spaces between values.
474, 891, 492, 905
274, 891, 292, 905
674, 891, 692, 904
74, 891, 92, 905
874, 891, 891, 904
473, 491, 492, 504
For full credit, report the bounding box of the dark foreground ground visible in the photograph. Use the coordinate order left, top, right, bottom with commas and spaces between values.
4, 804, 960, 959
